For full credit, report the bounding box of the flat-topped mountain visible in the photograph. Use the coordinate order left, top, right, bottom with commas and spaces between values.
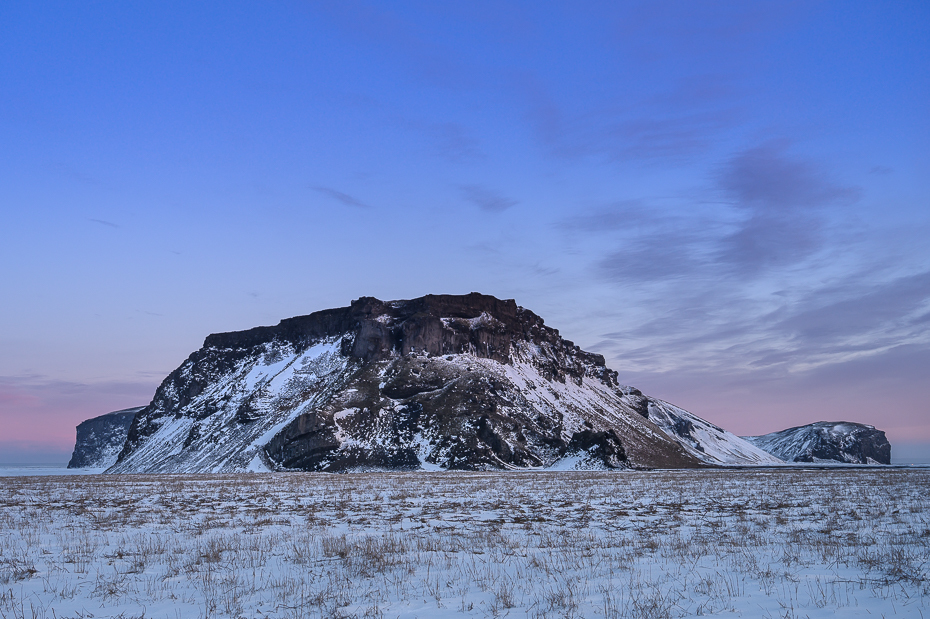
95, 293, 888, 473
743, 422, 891, 464
109, 293, 783, 473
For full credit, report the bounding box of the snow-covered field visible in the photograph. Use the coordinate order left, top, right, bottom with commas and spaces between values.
1, 469, 927, 619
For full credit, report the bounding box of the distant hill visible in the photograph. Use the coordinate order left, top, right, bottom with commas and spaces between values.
743, 422, 891, 464
67, 407, 145, 469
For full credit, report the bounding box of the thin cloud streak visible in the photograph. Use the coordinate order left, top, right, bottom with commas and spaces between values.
775, 270, 930, 344
559, 200, 654, 232
592, 267, 930, 380
88, 218, 119, 228
518, 75, 743, 164
460, 185, 518, 213
311, 186, 371, 209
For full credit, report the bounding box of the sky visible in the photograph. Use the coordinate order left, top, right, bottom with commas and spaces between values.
2, 1, 928, 464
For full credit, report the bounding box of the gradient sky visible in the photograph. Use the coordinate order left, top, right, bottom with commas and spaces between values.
2, 1, 929, 464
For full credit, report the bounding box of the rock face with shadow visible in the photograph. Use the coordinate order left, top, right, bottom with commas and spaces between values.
743, 422, 891, 464
106, 293, 852, 473
68, 407, 145, 469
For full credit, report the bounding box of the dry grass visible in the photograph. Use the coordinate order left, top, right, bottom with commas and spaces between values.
0, 469, 928, 618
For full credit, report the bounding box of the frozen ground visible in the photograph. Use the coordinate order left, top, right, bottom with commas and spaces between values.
1, 470, 928, 619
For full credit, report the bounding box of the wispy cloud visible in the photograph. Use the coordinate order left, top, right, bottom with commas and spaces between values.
586, 144, 861, 284
88, 218, 119, 229
460, 184, 518, 213
311, 186, 371, 209
714, 212, 823, 275
428, 122, 484, 163
775, 269, 930, 346
590, 264, 930, 381
550, 141, 927, 392
559, 200, 652, 232
713, 144, 860, 275
717, 143, 860, 212
598, 229, 704, 282
519, 76, 742, 163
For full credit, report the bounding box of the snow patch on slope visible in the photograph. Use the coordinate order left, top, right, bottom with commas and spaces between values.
644, 399, 784, 465
109, 338, 354, 473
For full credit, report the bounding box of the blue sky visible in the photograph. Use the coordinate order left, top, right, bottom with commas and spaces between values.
2, 1, 928, 463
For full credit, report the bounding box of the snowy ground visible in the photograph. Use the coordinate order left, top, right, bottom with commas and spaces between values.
1, 470, 928, 619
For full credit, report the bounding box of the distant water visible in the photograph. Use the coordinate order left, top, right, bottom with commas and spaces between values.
0, 464, 102, 477
892, 443, 930, 466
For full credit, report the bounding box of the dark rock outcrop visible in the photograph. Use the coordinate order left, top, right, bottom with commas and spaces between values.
111, 293, 710, 473
566, 429, 626, 468
68, 407, 145, 469
743, 422, 891, 464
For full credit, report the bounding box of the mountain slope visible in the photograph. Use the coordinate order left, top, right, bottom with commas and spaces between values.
743, 422, 891, 464
643, 398, 783, 465
109, 294, 782, 473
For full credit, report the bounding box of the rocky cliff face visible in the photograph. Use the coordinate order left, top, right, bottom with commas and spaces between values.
68, 407, 144, 469
743, 422, 891, 464
108, 293, 812, 473
111, 294, 717, 472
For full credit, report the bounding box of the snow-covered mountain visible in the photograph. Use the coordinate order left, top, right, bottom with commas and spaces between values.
108, 294, 786, 473
743, 422, 891, 464
68, 407, 144, 469
643, 399, 782, 465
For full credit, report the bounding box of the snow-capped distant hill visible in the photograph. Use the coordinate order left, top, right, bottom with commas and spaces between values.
743, 422, 890, 464
106, 294, 796, 474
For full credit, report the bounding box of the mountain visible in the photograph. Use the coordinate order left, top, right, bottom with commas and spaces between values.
67, 407, 145, 469
108, 294, 779, 473
642, 399, 782, 465
743, 422, 891, 464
